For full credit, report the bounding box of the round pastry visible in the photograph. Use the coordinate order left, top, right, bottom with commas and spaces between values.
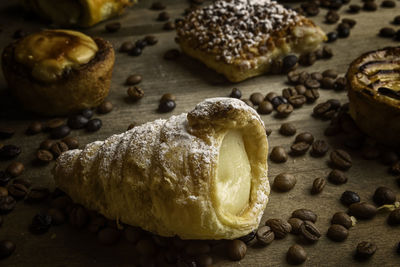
347, 46, 400, 146
2, 29, 115, 116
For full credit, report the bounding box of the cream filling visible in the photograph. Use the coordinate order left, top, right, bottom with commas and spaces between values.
215, 130, 251, 216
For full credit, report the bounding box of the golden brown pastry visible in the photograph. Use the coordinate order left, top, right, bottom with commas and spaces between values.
21, 0, 136, 27
53, 98, 270, 240
347, 46, 400, 146
176, 0, 326, 82
2, 29, 115, 116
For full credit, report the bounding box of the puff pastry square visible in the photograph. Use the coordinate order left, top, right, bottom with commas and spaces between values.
176, 0, 326, 82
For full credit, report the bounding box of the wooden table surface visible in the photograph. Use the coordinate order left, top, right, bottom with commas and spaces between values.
0, 0, 400, 266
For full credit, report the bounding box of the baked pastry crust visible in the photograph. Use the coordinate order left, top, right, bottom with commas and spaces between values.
176, 0, 326, 82
2, 30, 115, 116
54, 98, 270, 240
347, 46, 400, 146
21, 0, 136, 27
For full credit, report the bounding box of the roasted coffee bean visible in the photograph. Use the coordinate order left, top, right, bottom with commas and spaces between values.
250, 92, 265, 106
129, 46, 142, 56
157, 11, 170, 21
26, 121, 43, 135
270, 146, 288, 163
227, 240, 247, 261
62, 137, 79, 150
273, 173, 296, 192
12, 178, 31, 189
86, 119, 102, 132
80, 109, 93, 119
295, 132, 314, 144
381, 151, 398, 165
311, 72, 323, 82
69, 205, 88, 228
349, 202, 377, 220
288, 95, 306, 108
0, 187, 7, 198
331, 212, 353, 229
287, 71, 300, 84
333, 77, 347, 91
300, 221, 321, 242
315, 47, 324, 59
97, 227, 120, 245
0, 195, 16, 213
26, 187, 50, 203
185, 242, 210, 256
271, 96, 288, 108
286, 244, 307, 265
105, 22, 121, 33
282, 55, 298, 73
327, 224, 348, 242
390, 161, 400, 175
163, 21, 175, 30
340, 191, 360, 206
0, 171, 12, 187
0, 145, 21, 160
36, 149, 53, 163
256, 226, 274, 246
144, 35, 158, 45
304, 89, 319, 103
282, 88, 298, 99
342, 18, 356, 28
164, 48, 180, 60
325, 10, 340, 24
97, 101, 113, 114
381, 0, 395, 8
30, 212, 52, 234
6, 162, 24, 177
0, 240, 16, 259
277, 104, 293, 117
322, 69, 338, 79
288, 217, 303, 235
67, 115, 88, 130
266, 92, 278, 102
292, 209, 317, 223
279, 123, 296, 136
266, 128, 272, 136
348, 4, 361, 13
158, 100, 176, 113
380, 27, 396, 38
299, 52, 316, 66
394, 15, 400, 25
119, 41, 134, 53
271, 59, 283, 74
310, 140, 329, 157
160, 93, 176, 104
126, 74, 142, 85
388, 209, 400, 225
135, 39, 147, 49
7, 183, 28, 199
127, 86, 144, 101
337, 24, 350, 38
373, 186, 396, 205
257, 101, 273, 115
40, 140, 54, 150
356, 241, 377, 259
50, 141, 68, 158
44, 119, 65, 131
322, 46, 333, 58
328, 169, 347, 185
265, 219, 292, 239
313, 102, 332, 118
238, 230, 256, 244
311, 177, 326, 195
229, 88, 242, 99
327, 31, 338, 43
299, 71, 311, 85
195, 254, 213, 267
363, 1, 377, 11
47, 208, 65, 225
0, 127, 15, 139
330, 149, 352, 170
50, 125, 71, 139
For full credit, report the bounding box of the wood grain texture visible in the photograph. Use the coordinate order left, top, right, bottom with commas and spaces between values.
0, 0, 400, 266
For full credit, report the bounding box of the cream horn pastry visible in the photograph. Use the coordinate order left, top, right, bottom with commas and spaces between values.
21, 0, 136, 27
347, 46, 400, 146
54, 98, 269, 240
176, 0, 326, 82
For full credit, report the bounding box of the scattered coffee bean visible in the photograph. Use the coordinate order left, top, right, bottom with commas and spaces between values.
227, 240, 247, 261
271, 96, 288, 108
327, 31, 338, 43
331, 212, 353, 229
328, 169, 348, 185
40, 140, 54, 150
310, 140, 329, 157
50, 141, 68, 158
394, 16, 400, 25
0, 145, 21, 160
250, 92, 264, 106
80, 109, 93, 119
163, 21, 175, 30
0, 127, 15, 139
299, 52, 316, 66
327, 224, 348, 242
105, 22, 121, 33
348, 4, 361, 13
196, 254, 213, 267
127, 86, 144, 101
340, 191, 360, 206
291, 142, 310, 156
300, 221, 321, 242
349, 202, 377, 220
238, 230, 256, 244
0, 195, 16, 213
0, 240, 15, 259
390, 161, 400, 175
342, 19, 356, 28
158, 100, 176, 113
273, 173, 296, 192
30, 212, 52, 234
270, 146, 288, 163
322, 69, 338, 79
292, 209, 317, 223
6, 162, 24, 177
26, 121, 43, 135
286, 244, 307, 265
256, 226, 274, 246
67, 115, 88, 130
265, 219, 292, 239
36, 149, 53, 163
266, 92, 279, 102
7, 183, 28, 199
282, 55, 298, 73
126, 74, 142, 85
330, 149, 352, 170
97, 101, 113, 114
325, 10, 340, 24
276, 103, 293, 117
279, 123, 296, 136
26, 187, 50, 203
373, 186, 396, 205
363, 1, 377, 11
257, 101, 273, 115
119, 41, 134, 53
295, 132, 314, 144
388, 208, 400, 225
0, 187, 7, 198
229, 88, 242, 99
0, 171, 12, 187
62, 137, 79, 150
97, 227, 120, 245
381, 0, 395, 8
288, 95, 306, 108
50, 125, 71, 139
356, 241, 377, 259
322, 46, 333, 58
144, 35, 158, 45
69, 205, 88, 229
311, 177, 326, 195
160, 93, 176, 104
47, 208, 65, 225
288, 217, 303, 235
157, 11, 170, 21
282, 87, 298, 99
380, 27, 396, 38
85, 119, 102, 132
12, 178, 31, 189
129, 47, 142, 56
45, 119, 64, 132
304, 89, 320, 103
266, 128, 272, 136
